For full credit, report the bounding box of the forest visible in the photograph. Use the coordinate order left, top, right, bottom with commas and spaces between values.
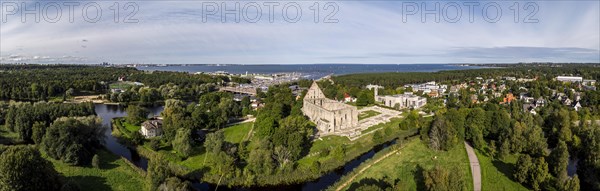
0, 64, 249, 102
333, 64, 600, 88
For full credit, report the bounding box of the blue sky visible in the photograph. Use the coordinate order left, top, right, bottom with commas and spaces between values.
0, 0, 599, 64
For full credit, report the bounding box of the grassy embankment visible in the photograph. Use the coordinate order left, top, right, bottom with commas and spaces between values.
46, 149, 147, 191
475, 150, 530, 191
330, 139, 473, 191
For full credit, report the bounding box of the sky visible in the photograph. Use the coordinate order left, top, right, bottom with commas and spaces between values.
0, 0, 599, 64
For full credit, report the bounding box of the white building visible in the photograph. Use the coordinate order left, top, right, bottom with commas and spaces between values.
374, 89, 427, 109
556, 76, 583, 82
404, 81, 447, 94
140, 120, 163, 138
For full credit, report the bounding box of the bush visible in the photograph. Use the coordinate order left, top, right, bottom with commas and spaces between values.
149, 139, 161, 151
131, 131, 145, 145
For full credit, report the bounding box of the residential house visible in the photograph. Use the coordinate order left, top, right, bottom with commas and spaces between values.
140, 119, 163, 138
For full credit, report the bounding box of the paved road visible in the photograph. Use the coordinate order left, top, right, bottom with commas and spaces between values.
464, 142, 482, 191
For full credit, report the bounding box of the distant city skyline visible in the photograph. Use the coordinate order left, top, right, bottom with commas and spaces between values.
1, 1, 599, 64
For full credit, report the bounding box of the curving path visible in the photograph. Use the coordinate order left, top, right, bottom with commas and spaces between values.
464, 142, 482, 191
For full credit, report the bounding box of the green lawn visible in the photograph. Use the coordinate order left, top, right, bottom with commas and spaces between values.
112, 118, 140, 139
358, 110, 381, 120
47, 149, 147, 191
339, 139, 473, 191
123, 121, 141, 133
223, 122, 253, 143
361, 117, 402, 134
475, 150, 530, 191
109, 81, 139, 90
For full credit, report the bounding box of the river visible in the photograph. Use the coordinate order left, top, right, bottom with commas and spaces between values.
94, 104, 164, 170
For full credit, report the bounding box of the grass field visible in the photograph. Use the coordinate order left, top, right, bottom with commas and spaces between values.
47, 149, 147, 191
338, 139, 473, 191
112, 118, 140, 139
358, 110, 381, 120
475, 150, 530, 191
109, 81, 140, 90
223, 122, 253, 143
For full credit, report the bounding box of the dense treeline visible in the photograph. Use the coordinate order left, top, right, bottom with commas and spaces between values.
0, 64, 246, 102
424, 99, 599, 190
3, 102, 96, 143
333, 65, 600, 88
0, 65, 137, 101
42, 116, 105, 166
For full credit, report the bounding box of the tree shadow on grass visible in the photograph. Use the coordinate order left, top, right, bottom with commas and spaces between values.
69, 175, 111, 191
95, 150, 121, 170
347, 177, 392, 190
185, 166, 210, 180
414, 164, 427, 191
491, 159, 515, 181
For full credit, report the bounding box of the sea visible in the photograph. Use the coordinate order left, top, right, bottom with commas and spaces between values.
135, 64, 483, 79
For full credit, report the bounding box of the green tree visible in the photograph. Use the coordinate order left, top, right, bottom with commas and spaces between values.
247, 148, 275, 175
356, 91, 370, 106
560, 175, 580, 191
549, 140, 569, 177
272, 115, 313, 161
429, 114, 457, 151
372, 130, 384, 144
172, 128, 193, 158
147, 156, 171, 190
41, 116, 104, 166
465, 108, 486, 150
126, 105, 149, 125
0, 146, 62, 191
31, 121, 45, 144
149, 139, 161, 151
529, 157, 549, 191
130, 131, 145, 145
422, 165, 466, 191
514, 154, 532, 184
204, 131, 224, 154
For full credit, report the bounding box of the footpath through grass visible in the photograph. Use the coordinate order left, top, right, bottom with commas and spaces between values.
47, 149, 147, 191
475, 150, 530, 191
333, 139, 473, 191
223, 122, 253, 143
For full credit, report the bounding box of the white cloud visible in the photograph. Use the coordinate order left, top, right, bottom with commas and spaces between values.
1, 1, 598, 64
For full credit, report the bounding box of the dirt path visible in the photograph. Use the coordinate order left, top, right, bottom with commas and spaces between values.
335, 144, 407, 191
464, 142, 482, 191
